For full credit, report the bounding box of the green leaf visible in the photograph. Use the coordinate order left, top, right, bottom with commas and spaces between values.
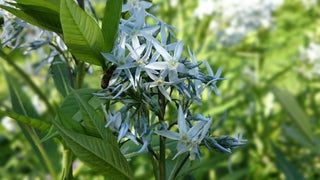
282, 124, 315, 150
53, 119, 133, 180
3, 68, 61, 178
0, 0, 62, 34
271, 86, 313, 141
50, 56, 73, 97
60, 0, 106, 66
59, 88, 103, 121
40, 125, 59, 143
220, 168, 249, 180
14, 0, 60, 11
271, 142, 305, 180
0, 110, 50, 132
102, 0, 122, 52
56, 110, 86, 135
70, 88, 115, 142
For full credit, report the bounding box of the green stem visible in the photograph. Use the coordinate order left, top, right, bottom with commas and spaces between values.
158, 88, 166, 180
171, 154, 190, 180
150, 151, 160, 180
61, 148, 73, 180
24, 124, 58, 180
76, 61, 86, 89
0, 49, 55, 117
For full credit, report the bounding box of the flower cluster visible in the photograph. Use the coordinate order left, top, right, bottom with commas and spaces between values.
0, 4, 68, 75
95, 0, 245, 160
302, 0, 318, 9
296, 42, 320, 79
193, 0, 283, 46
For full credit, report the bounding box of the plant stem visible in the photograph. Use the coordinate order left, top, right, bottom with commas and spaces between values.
158, 88, 166, 180
24, 124, 58, 180
171, 154, 190, 180
61, 148, 73, 180
76, 61, 85, 89
150, 151, 160, 180
0, 49, 55, 116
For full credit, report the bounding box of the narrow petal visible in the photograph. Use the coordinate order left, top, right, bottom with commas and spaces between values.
173, 145, 191, 160
204, 60, 214, 76
153, 40, 172, 61
155, 130, 180, 140
174, 41, 183, 60
101, 53, 118, 64
145, 62, 168, 70
178, 106, 188, 134
159, 86, 172, 101
188, 121, 206, 138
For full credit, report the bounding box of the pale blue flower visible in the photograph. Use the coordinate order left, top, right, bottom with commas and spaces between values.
101, 105, 139, 145
204, 60, 227, 97
146, 40, 187, 82
155, 106, 211, 159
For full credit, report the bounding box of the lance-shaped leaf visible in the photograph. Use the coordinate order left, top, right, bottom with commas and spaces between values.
102, 0, 122, 52
0, 0, 62, 34
0, 110, 51, 132
53, 119, 133, 180
271, 142, 305, 180
59, 88, 104, 121
271, 86, 313, 141
50, 56, 73, 97
70, 88, 115, 143
3, 68, 61, 177
60, 0, 106, 66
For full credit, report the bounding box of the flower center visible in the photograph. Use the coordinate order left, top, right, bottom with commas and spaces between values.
137, 59, 145, 67
156, 77, 165, 86
118, 56, 126, 65
168, 58, 178, 70
180, 133, 190, 143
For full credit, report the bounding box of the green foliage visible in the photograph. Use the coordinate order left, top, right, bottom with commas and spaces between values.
50, 56, 73, 97
102, 0, 122, 52
0, 110, 50, 132
53, 103, 133, 179
60, 0, 106, 66
271, 143, 305, 180
3, 67, 61, 179
0, 0, 62, 34
271, 86, 313, 141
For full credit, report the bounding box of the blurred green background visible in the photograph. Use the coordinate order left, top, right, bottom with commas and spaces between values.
1, 0, 320, 179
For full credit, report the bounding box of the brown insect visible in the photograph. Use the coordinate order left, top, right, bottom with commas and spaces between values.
101, 65, 117, 89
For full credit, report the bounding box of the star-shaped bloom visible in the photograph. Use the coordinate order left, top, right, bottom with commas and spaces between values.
155, 106, 211, 160
122, 0, 152, 14
145, 70, 184, 101
101, 33, 136, 88
204, 60, 227, 97
126, 42, 158, 87
146, 40, 187, 82
102, 105, 139, 145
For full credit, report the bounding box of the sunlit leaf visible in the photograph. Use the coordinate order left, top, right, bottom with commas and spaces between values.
60, 0, 106, 66
3, 68, 61, 176
0, 110, 50, 132
0, 0, 62, 33
53, 119, 133, 180
102, 0, 122, 52
271, 86, 313, 141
